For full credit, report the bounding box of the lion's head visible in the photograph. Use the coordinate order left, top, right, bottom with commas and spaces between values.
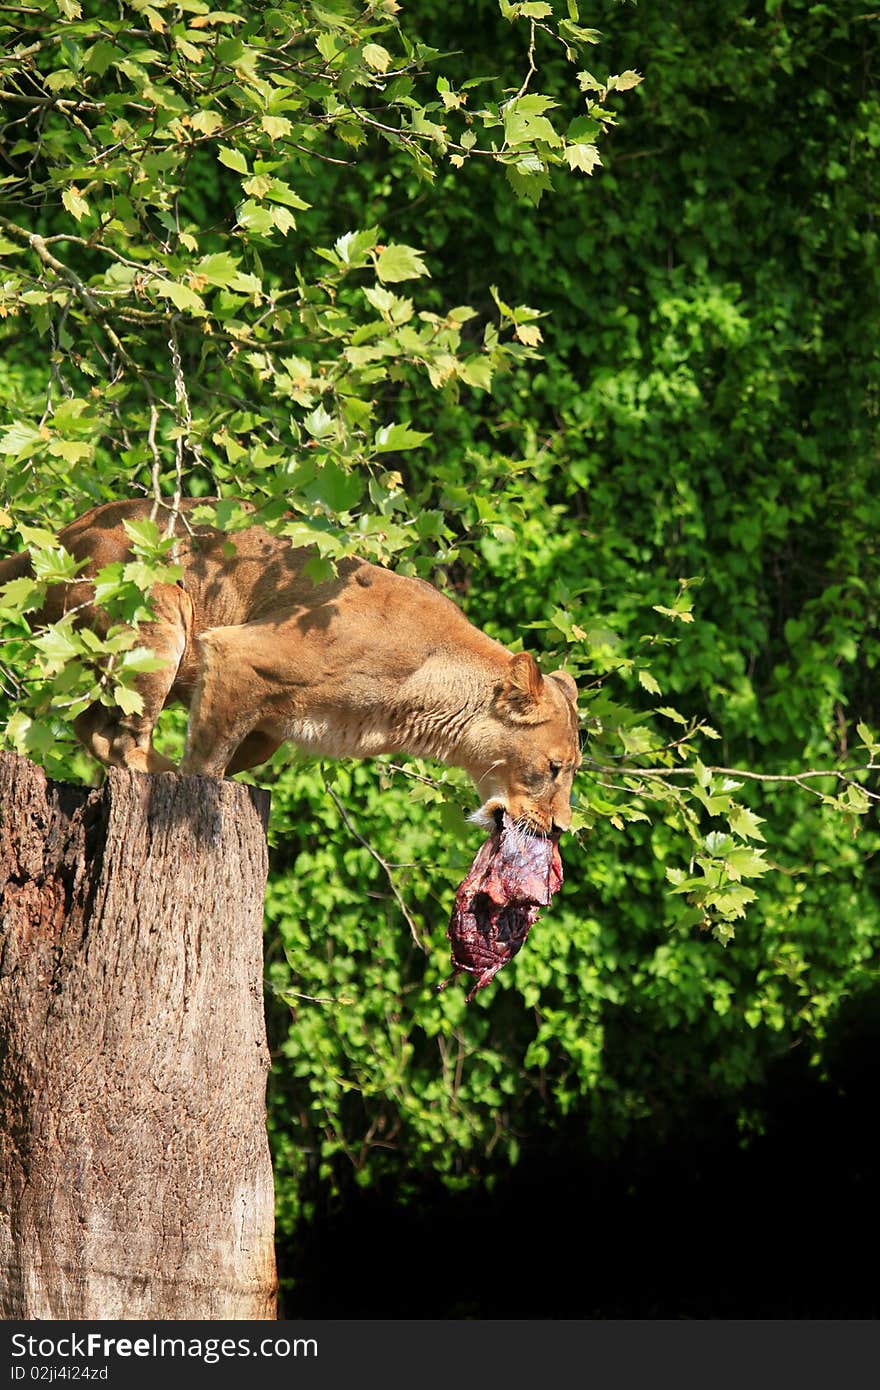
469, 652, 581, 836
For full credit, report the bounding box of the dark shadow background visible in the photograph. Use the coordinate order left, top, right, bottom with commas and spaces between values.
277, 984, 880, 1318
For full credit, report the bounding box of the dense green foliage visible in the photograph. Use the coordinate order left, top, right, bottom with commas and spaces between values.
1, 0, 879, 1257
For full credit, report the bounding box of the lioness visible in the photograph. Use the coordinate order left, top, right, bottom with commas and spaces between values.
0, 498, 581, 833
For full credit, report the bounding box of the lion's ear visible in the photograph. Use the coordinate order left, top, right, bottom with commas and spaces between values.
508, 651, 544, 698
548, 669, 578, 707
496, 651, 545, 721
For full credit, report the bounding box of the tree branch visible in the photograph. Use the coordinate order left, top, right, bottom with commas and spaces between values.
0, 214, 134, 368
323, 775, 428, 953
593, 762, 879, 783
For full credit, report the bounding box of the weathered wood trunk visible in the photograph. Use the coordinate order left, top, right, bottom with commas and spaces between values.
0, 750, 277, 1319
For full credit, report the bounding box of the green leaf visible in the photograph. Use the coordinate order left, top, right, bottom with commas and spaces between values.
261, 115, 293, 140
458, 357, 494, 391
118, 646, 167, 675
728, 806, 766, 842
725, 847, 770, 881
29, 545, 83, 583
514, 322, 543, 346
560, 19, 601, 43
567, 115, 600, 144
84, 39, 117, 75
655, 706, 687, 725
32, 622, 83, 669
154, 279, 207, 314
0, 577, 45, 612
195, 252, 243, 288
114, 684, 145, 716
653, 603, 695, 623
62, 188, 89, 221
362, 43, 391, 73
0, 422, 44, 458
693, 759, 711, 789
191, 109, 224, 135
17, 524, 58, 548
120, 518, 178, 558
363, 284, 397, 315
303, 405, 335, 439
315, 31, 343, 63
237, 200, 275, 235
45, 70, 79, 93
608, 70, 644, 92
48, 439, 92, 465
309, 462, 363, 513
503, 101, 562, 150
270, 205, 297, 237
619, 725, 654, 756
5, 711, 55, 758
374, 423, 431, 453
121, 517, 160, 550
845, 784, 871, 815
122, 558, 181, 591
565, 143, 602, 174
218, 145, 249, 174
264, 180, 310, 211
374, 244, 430, 284
504, 161, 552, 205
707, 884, 757, 921
303, 555, 336, 586
333, 228, 379, 267
704, 830, 734, 856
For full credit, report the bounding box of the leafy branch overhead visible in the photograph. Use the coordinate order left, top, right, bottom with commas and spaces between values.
0, 0, 631, 547
0, 10, 627, 708
0, 7, 633, 724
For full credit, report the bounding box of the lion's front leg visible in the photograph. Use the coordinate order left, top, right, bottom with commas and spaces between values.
224, 731, 284, 775
73, 582, 191, 774
180, 624, 284, 777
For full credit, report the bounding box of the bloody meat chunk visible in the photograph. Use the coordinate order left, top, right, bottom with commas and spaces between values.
438, 812, 563, 1002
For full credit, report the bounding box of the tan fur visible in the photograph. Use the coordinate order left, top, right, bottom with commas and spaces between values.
3, 498, 581, 832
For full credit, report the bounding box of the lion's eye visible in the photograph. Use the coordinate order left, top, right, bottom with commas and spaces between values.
549, 761, 562, 778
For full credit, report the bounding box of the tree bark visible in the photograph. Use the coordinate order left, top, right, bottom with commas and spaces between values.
0, 751, 277, 1319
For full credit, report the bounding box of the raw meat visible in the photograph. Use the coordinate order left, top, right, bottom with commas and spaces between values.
438, 812, 563, 1002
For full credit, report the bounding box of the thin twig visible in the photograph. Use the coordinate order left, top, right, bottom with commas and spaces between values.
600, 762, 879, 783
507, 20, 538, 105
0, 214, 134, 367
167, 319, 186, 538
384, 760, 447, 790
147, 400, 162, 523
323, 775, 428, 953
271, 985, 344, 1006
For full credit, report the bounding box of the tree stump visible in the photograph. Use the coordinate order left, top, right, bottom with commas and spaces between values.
0, 751, 277, 1319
